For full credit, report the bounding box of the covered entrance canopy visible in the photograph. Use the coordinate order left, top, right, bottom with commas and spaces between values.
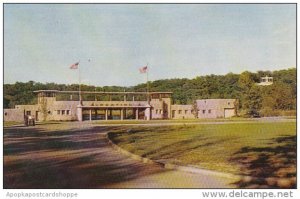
81, 105, 151, 121
32, 90, 172, 121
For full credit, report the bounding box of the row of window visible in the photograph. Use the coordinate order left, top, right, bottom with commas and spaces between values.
21, 109, 212, 117
90, 103, 144, 107
261, 78, 273, 82
172, 110, 194, 115
155, 109, 163, 114
57, 110, 71, 115
203, 101, 231, 106
201, 109, 212, 114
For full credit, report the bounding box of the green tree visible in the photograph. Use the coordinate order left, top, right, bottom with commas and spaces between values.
242, 85, 262, 117
238, 71, 255, 92
3, 68, 296, 117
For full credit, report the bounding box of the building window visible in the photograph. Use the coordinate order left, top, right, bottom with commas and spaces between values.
156, 109, 158, 114
26, 111, 31, 115
62, 110, 65, 115
57, 110, 60, 115
185, 110, 188, 114
178, 110, 182, 114
66, 110, 70, 115
48, 111, 51, 115
228, 102, 230, 105
202, 110, 205, 114
208, 109, 211, 114
172, 110, 176, 118
4, 112, 7, 116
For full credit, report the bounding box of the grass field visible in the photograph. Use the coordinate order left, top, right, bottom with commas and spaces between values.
109, 121, 296, 187
93, 118, 243, 124
92, 116, 295, 125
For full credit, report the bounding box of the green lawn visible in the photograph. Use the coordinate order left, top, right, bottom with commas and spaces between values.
109, 122, 296, 179
94, 118, 241, 124
93, 117, 293, 125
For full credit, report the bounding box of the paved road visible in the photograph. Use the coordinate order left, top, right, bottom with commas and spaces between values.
4, 122, 238, 188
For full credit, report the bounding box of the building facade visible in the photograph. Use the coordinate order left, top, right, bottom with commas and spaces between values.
256, 76, 273, 86
171, 105, 195, 119
196, 99, 237, 118
4, 90, 237, 122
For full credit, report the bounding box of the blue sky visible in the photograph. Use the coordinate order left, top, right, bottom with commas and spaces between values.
4, 4, 296, 86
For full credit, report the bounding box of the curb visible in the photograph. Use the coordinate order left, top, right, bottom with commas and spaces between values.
105, 132, 296, 188
106, 133, 164, 167
105, 132, 241, 180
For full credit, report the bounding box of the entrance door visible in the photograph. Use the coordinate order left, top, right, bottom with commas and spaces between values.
224, 108, 235, 118
172, 110, 176, 118
35, 111, 39, 121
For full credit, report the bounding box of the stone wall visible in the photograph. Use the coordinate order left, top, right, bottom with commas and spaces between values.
4, 109, 24, 122
196, 99, 237, 118
171, 105, 195, 119
150, 99, 164, 119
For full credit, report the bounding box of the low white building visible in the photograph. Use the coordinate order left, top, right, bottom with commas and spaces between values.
4, 90, 238, 122
196, 99, 237, 118
257, 76, 273, 86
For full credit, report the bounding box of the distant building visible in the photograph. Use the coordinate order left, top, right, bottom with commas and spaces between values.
171, 104, 195, 119
4, 90, 171, 122
4, 90, 238, 122
196, 99, 237, 118
257, 75, 273, 86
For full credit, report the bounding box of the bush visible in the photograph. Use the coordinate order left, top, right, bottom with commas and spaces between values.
239, 109, 260, 118
260, 107, 279, 117
260, 108, 296, 117
281, 110, 296, 117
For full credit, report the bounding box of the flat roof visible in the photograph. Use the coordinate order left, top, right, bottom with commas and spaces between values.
82, 105, 151, 108
33, 90, 173, 95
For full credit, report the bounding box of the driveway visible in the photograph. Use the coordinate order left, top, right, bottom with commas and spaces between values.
4, 122, 237, 188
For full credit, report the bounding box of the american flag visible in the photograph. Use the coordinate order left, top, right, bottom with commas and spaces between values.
70, 62, 79, 69
139, 66, 148, 73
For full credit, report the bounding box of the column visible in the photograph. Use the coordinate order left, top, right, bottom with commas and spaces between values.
95, 109, 98, 120
120, 109, 124, 120
77, 105, 83, 121
105, 109, 108, 120
145, 107, 151, 121
135, 108, 139, 120
124, 95, 127, 101
133, 96, 135, 101
89, 109, 92, 121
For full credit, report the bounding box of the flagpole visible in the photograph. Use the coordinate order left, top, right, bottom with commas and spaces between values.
146, 64, 150, 103
78, 61, 82, 105
147, 70, 149, 92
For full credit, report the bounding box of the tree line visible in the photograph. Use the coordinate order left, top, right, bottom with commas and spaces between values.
4, 68, 296, 117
